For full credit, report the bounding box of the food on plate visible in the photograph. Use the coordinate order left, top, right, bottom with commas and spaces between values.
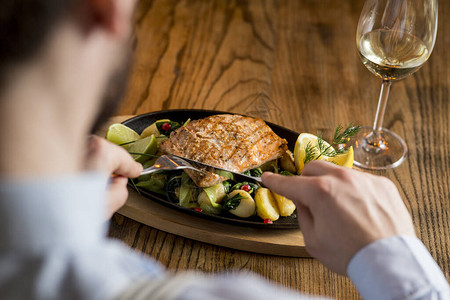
279, 150, 296, 174
106, 114, 359, 224
140, 118, 170, 138
197, 182, 228, 214
223, 190, 256, 218
125, 135, 158, 163
272, 192, 296, 217
255, 188, 280, 221
159, 114, 288, 187
106, 123, 140, 145
293, 128, 357, 174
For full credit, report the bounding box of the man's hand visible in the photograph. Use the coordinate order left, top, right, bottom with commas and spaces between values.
261, 161, 416, 275
85, 136, 143, 218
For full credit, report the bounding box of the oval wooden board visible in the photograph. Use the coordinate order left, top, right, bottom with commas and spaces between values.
105, 116, 308, 257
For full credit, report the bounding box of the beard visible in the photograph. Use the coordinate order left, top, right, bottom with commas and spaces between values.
89, 49, 133, 134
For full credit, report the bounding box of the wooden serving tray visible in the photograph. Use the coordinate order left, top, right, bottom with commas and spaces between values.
107, 116, 308, 257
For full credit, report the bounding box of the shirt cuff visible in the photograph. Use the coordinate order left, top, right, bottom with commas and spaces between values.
0, 172, 109, 252
347, 235, 450, 300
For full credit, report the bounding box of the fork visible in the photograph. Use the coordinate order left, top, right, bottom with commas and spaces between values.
140, 155, 208, 176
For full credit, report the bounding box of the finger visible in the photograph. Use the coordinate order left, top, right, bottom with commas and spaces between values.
86, 136, 143, 178
261, 172, 314, 207
302, 160, 343, 177
106, 176, 129, 218
108, 145, 143, 178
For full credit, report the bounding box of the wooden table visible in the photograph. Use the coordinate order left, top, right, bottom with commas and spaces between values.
108, 1, 450, 298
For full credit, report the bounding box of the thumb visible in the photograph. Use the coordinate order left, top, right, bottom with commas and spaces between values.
85, 136, 143, 178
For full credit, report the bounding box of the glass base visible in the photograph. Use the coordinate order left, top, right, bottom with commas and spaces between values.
347, 126, 407, 170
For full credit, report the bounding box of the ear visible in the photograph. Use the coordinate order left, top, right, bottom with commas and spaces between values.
87, 0, 117, 34
85, 0, 134, 37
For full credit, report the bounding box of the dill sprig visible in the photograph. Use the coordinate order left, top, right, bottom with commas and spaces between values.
303, 142, 317, 164
315, 135, 337, 160
333, 123, 361, 145
303, 123, 360, 164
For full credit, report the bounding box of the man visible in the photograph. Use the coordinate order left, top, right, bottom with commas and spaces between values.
0, 1, 448, 299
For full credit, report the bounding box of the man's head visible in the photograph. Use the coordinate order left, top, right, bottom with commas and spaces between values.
0, 0, 137, 176
0, 1, 74, 78
0, 0, 136, 132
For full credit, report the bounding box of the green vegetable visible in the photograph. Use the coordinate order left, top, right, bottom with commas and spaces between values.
259, 160, 278, 173
222, 193, 245, 210
197, 183, 227, 214
182, 118, 191, 126
215, 170, 234, 180
156, 121, 181, 135
203, 184, 226, 208
165, 173, 183, 203
136, 173, 167, 196
178, 173, 198, 208
223, 181, 232, 193
231, 182, 260, 194
242, 167, 263, 177
137, 158, 158, 181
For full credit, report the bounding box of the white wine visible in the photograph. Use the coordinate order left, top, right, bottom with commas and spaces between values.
358, 29, 430, 80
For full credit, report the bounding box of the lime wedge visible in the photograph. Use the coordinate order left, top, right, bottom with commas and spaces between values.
106, 123, 140, 145
125, 135, 158, 163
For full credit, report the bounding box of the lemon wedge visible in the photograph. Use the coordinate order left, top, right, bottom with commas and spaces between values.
327, 146, 354, 168
141, 119, 170, 138
293, 133, 354, 174
106, 123, 141, 145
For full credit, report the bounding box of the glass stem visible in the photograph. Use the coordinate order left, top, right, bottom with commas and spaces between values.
362, 79, 392, 152
372, 80, 392, 132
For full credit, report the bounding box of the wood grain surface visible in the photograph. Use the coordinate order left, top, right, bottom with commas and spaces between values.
108, 0, 450, 298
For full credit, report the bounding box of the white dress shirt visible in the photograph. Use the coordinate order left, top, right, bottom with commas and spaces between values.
0, 173, 448, 300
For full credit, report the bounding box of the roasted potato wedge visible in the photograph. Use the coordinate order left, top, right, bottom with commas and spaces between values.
280, 150, 297, 174
272, 192, 296, 217
227, 190, 256, 218
255, 188, 279, 221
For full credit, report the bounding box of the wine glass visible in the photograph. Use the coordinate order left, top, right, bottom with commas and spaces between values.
349, 0, 438, 170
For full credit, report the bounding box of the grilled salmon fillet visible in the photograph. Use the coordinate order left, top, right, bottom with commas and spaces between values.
159, 114, 288, 187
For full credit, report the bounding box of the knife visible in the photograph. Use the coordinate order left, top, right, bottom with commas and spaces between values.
170, 154, 264, 185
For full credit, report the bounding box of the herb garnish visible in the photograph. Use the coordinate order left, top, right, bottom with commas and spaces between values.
156, 121, 181, 135
223, 181, 232, 193
304, 123, 360, 164
222, 193, 245, 210
231, 182, 260, 194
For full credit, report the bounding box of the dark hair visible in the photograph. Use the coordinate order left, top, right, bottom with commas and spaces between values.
0, 0, 75, 72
